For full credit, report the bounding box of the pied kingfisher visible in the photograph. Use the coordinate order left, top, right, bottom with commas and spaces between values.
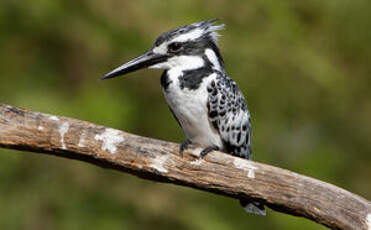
102, 19, 265, 216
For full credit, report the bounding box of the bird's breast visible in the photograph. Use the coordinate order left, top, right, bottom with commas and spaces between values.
162, 70, 223, 148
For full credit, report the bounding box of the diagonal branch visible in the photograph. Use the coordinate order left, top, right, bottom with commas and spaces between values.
0, 104, 370, 230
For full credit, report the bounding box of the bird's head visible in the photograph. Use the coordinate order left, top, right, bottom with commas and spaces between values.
102, 19, 225, 80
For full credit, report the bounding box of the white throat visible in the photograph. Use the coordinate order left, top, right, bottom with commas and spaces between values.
150, 55, 204, 72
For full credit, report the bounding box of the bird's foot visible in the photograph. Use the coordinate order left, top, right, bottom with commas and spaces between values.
200, 145, 219, 158
179, 139, 192, 156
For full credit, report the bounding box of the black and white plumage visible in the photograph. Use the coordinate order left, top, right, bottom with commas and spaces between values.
206, 71, 252, 159
102, 19, 265, 216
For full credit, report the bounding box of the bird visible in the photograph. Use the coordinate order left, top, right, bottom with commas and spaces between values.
102, 19, 266, 216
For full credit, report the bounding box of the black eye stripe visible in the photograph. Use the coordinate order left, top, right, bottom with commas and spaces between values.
168, 42, 182, 52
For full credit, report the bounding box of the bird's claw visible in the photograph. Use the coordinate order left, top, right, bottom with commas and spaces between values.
200, 145, 219, 158
179, 139, 192, 156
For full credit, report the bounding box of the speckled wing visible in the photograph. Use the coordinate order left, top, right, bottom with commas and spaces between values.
207, 72, 252, 159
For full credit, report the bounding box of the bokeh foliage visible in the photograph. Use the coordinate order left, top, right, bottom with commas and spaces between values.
0, 0, 370, 229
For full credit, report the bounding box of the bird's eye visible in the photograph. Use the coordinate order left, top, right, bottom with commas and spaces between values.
168, 42, 182, 52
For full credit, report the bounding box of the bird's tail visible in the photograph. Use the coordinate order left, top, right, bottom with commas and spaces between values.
239, 199, 266, 216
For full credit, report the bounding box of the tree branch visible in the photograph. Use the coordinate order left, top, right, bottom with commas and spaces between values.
0, 104, 370, 229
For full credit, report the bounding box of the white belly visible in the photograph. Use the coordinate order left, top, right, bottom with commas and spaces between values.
163, 72, 223, 148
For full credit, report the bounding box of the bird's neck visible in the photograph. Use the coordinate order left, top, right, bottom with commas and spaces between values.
161, 48, 225, 91
204, 45, 224, 72
162, 61, 217, 92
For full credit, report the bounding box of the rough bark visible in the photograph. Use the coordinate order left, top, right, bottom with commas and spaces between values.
0, 104, 370, 230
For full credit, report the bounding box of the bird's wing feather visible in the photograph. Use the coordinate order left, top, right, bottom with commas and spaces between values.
207, 72, 252, 159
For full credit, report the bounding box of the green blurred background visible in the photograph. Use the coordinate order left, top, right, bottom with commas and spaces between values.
0, 0, 370, 229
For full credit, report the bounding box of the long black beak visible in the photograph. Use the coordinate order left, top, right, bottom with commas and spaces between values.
101, 50, 168, 80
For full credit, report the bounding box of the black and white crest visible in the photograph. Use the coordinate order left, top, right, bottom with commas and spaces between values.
154, 19, 225, 48
149, 20, 225, 71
